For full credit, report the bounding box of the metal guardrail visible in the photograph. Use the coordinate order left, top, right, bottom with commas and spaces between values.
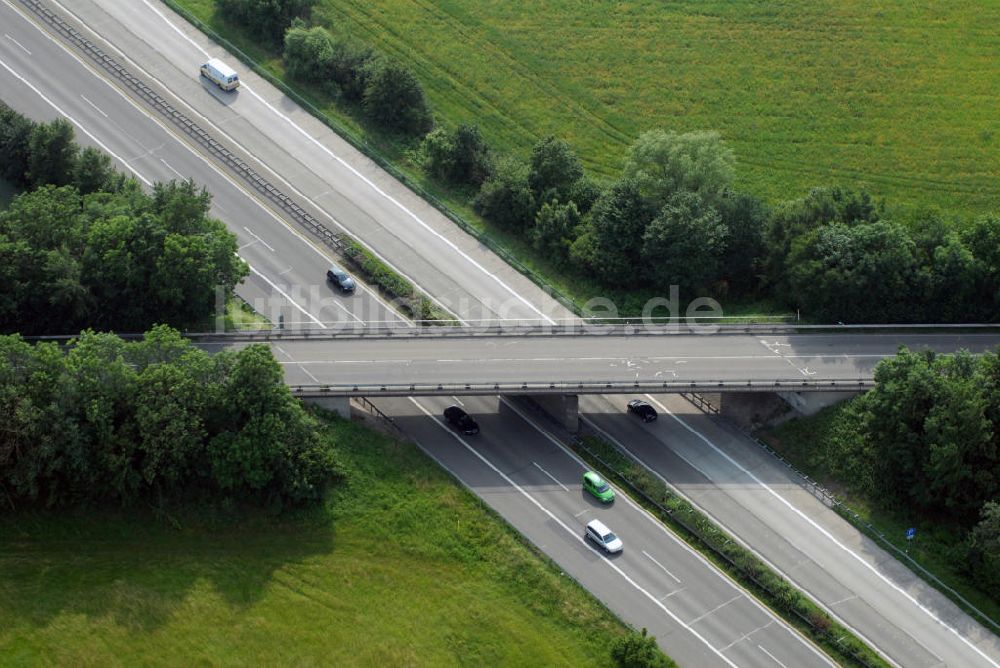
353, 397, 404, 435
680, 396, 1000, 635
184, 320, 1000, 342
17, 0, 451, 324
568, 432, 882, 667
289, 378, 874, 398
156, 0, 584, 319
21, 320, 1000, 342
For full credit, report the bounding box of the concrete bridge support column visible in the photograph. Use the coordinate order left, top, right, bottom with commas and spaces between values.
523, 394, 579, 433
718, 390, 860, 429
300, 395, 352, 420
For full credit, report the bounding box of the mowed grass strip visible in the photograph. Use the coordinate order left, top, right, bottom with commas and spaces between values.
316, 0, 1000, 215
0, 416, 628, 666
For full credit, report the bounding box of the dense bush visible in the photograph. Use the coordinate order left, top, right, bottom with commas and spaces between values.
216, 0, 315, 46
642, 190, 728, 293
0, 326, 341, 508
282, 23, 335, 83
609, 628, 673, 668
964, 502, 1000, 598
528, 135, 584, 204
622, 129, 734, 208
363, 59, 433, 135
0, 106, 120, 193
0, 180, 248, 334
0, 104, 241, 335
532, 200, 580, 264
420, 123, 493, 186
861, 347, 1000, 524
474, 156, 536, 230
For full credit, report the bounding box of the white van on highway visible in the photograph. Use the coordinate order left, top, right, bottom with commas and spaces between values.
200, 58, 240, 91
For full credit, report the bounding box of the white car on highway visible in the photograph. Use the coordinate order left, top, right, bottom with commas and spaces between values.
585, 519, 623, 554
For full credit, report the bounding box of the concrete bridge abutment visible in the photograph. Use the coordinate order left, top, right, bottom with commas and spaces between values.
300, 395, 352, 420
519, 394, 580, 433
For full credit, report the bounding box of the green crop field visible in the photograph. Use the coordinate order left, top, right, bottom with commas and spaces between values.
0, 416, 631, 666
314, 0, 1000, 216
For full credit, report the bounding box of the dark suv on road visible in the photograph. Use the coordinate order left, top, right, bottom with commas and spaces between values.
326, 264, 356, 293
444, 405, 480, 435
627, 399, 658, 422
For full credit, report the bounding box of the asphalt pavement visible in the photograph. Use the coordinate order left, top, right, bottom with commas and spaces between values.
7, 0, 1000, 665
0, 0, 403, 331
49, 0, 577, 325
583, 394, 1000, 667
212, 332, 1000, 388
379, 395, 835, 668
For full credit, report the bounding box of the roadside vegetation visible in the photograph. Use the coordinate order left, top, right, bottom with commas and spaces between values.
0, 326, 339, 509
0, 103, 248, 335
0, 414, 658, 666
761, 347, 1000, 627
570, 431, 887, 668
170, 0, 999, 323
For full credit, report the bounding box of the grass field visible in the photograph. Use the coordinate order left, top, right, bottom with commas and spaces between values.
759, 402, 1000, 629
0, 415, 635, 666
313, 0, 1000, 216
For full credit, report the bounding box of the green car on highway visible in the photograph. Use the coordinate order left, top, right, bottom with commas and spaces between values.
583, 471, 615, 503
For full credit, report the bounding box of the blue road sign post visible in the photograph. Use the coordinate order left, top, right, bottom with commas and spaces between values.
906, 527, 916, 553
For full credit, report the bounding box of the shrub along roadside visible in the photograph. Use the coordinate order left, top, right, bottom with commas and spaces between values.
341, 238, 451, 322
570, 432, 889, 668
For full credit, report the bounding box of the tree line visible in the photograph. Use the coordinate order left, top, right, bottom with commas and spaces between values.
852, 347, 1000, 596
213, 1, 1000, 323
218, 0, 432, 135
0, 103, 248, 335
0, 326, 341, 509
452, 126, 1000, 323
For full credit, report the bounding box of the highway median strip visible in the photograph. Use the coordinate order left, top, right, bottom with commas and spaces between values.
566, 430, 890, 668
340, 238, 453, 323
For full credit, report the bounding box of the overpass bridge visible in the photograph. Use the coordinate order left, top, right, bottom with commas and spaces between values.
193, 328, 1000, 427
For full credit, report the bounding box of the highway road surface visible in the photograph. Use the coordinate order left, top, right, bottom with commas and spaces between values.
377, 395, 835, 668
6, 0, 1000, 665
0, 4, 832, 664
0, 0, 403, 330
204, 332, 1000, 390
43, 0, 576, 325
584, 394, 1000, 668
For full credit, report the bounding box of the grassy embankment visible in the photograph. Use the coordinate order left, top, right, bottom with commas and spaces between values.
169, 1, 999, 316
760, 401, 1000, 628
0, 416, 638, 665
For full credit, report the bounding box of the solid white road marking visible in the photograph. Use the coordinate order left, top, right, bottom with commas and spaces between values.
3, 32, 30, 54
407, 397, 738, 668
532, 461, 569, 492
642, 394, 991, 667
246, 263, 325, 328
0, 56, 152, 186
297, 364, 320, 384
137, 0, 551, 324
642, 550, 681, 583
17, 0, 413, 327
158, 157, 184, 179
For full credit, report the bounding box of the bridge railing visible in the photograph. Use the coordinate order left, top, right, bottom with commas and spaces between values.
288, 378, 874, 398
156, 320, 1000, 342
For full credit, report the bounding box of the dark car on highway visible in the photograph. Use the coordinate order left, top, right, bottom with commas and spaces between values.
627, 399, 657, 422
326, 264, 356, 293
444, 405, 480, 435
